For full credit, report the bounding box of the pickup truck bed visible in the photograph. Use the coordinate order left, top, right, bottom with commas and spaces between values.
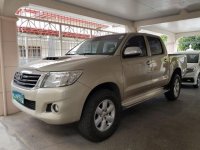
169, 54, 187, 77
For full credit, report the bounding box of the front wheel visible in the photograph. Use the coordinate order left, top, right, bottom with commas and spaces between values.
78, 89, 121, 142
165, 74, 181, 101
193, 74, 200, 88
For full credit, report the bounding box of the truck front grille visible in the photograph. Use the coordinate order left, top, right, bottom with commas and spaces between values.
24, 99, 36, 110
186, 68, 194, 73
14, 72, 41, 88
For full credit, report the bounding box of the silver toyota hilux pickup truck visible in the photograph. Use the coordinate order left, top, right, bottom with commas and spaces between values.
12, 33, 187, 141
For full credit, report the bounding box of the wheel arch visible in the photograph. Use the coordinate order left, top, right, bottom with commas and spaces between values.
80, 82, 121, 118
173, 68, 182, 79
165, 67, 182, 89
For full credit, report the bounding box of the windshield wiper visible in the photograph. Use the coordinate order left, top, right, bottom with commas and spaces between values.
67, 53, 111, 55
65, 53, 76, 55
78, 53, 96, 55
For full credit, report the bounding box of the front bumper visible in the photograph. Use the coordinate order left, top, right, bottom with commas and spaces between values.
11, 81, 90, 124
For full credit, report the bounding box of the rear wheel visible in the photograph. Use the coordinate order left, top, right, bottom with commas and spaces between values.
193, 74, 200, 88
165, 74, 181, 101
78, 89, 121, 142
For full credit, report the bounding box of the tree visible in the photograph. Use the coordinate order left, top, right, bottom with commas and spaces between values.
178, 36, 200, 51
160, 35, 168, 44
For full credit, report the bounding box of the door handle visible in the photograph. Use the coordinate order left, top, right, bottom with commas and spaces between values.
146, 60, 151, 65
164, 58, 168, 62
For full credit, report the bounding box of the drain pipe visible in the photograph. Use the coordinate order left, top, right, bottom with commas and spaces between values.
0, 16, 7, 116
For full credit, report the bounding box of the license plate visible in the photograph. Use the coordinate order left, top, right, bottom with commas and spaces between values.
12, 91, 24, 104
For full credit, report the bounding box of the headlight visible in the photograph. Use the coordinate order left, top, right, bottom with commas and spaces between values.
190, 67, 197, 72
42, 71, 82, 88
187, 67, 196, 73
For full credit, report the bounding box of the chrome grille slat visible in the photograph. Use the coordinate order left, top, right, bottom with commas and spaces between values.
14, 79, 36, 86
23, 74, 40, 79
14, 72, 41, 88
15, 78, 37, 83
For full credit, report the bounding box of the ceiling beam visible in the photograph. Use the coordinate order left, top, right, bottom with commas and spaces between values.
138, 26, 174, 36
176, 31, 200, 40
2, 0, 28, 17
28, 0, 133, 27
134, 10, 200, 28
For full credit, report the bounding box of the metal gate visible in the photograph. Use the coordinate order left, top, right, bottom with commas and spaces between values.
16, 7, 125, 65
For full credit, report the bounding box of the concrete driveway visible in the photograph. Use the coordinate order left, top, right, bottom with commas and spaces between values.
0, 87, 200, 150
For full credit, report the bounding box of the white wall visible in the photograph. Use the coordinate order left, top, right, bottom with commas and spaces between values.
0, 16, 19, 115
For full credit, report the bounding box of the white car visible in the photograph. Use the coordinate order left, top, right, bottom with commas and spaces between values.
179, 51, 200, 88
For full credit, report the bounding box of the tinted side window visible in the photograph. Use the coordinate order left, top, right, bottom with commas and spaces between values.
147, 36, 163, 55
125, 36, 147, 56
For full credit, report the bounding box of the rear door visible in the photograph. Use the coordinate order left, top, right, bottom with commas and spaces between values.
146, 36, 169, 88
122, 35, 152, 100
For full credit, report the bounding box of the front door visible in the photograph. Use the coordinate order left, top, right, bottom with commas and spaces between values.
122, 35, 152, 100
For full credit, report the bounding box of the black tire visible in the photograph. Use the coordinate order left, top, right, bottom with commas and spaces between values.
165, 74, 181, 101
78, 89, 121, 142
193, 74, 200, 88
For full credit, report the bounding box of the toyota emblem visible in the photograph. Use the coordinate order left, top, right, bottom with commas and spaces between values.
15, 72, 23, 80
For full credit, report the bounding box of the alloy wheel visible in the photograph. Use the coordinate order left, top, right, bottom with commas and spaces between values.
94, 99, 116, 132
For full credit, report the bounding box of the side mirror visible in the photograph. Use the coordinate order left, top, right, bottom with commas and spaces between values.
123, 47, 142, 58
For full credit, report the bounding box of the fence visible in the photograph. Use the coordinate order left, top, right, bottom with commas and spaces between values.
16, 7, 125, 65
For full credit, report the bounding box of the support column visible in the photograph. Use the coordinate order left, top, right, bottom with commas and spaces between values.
125, 23, 137, 33
25, 36, 28, 59
0, 16, 19, 115
59, 24, 63, 56
166, 34, 176, 53
0, 17, 5, 116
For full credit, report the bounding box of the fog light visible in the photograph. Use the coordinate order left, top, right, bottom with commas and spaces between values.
51, 104, 59, 113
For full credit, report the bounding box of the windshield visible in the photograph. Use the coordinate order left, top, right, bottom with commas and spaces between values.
186, 54, 199, 63
66, 34, 125, 55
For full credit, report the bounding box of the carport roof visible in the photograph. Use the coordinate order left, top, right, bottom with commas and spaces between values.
140, 17, 200, 34
58, 0, 200, 21
57, 0, 200, 35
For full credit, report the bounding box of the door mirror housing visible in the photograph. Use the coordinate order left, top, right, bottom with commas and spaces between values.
123, 47, 142, 58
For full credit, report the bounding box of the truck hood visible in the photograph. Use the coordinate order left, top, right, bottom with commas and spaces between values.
187, 63, 198, 68
21, 55, 109, 72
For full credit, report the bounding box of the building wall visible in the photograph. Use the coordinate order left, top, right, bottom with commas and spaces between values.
0, 16, 19, 115
0, 18, 3, 116
0, 49, 4, 116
